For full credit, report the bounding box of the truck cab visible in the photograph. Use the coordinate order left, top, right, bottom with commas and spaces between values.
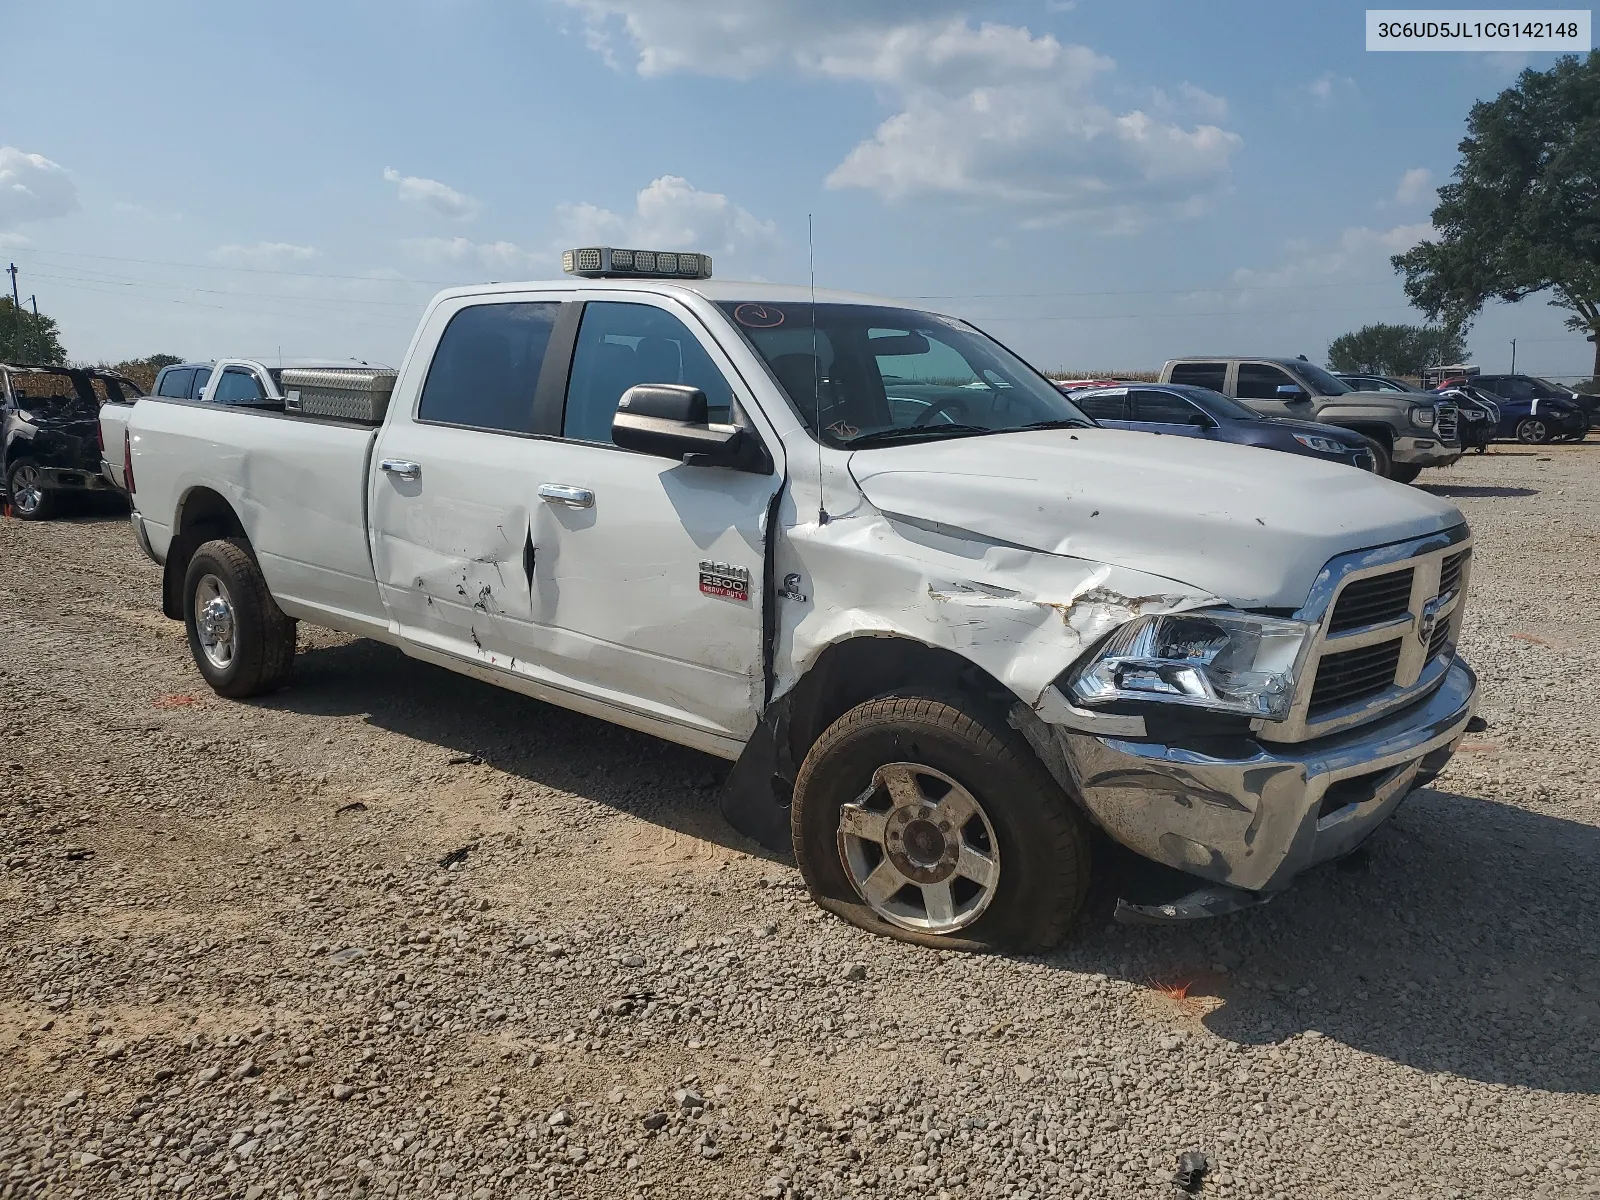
1160, 356, 1460, 483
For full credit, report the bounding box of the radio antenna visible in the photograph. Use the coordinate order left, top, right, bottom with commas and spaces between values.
809, 214, 828, 525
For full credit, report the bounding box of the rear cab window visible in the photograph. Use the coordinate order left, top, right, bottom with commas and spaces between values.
213, 367, 268, 405
416, 301, 561, 434
1167, 362, 1227, 391
158, 368, 194, 399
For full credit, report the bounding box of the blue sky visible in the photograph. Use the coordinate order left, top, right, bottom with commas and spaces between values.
1, 0, 1592, 379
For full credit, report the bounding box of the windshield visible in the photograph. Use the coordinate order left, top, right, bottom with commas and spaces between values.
716, 301, 1090, 447
1529, 377, 1572, 396
1294, 362, 1351, 395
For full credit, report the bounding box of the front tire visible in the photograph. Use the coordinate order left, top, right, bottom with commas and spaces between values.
1516, 417, 1551, 444
791, 689, 1091, 953
6, 459, 57, 521
1361, 436, 1393, 479
1387, 462, 1422, 484
182, 537, 297, 698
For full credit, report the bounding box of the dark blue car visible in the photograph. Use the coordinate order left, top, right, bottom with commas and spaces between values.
1065, 382, 1377, 471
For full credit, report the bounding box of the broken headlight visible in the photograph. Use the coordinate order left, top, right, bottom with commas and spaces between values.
1067, 611, 1311, 720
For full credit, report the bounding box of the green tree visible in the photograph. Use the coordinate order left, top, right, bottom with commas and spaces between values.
0, 297, 66, 364
1327, 322, 1468, 375
1393, 53, 1600, 379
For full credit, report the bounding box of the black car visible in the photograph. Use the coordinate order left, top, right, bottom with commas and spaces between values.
1065, 382, 1377, 470
1337, 373, 1497, 452
2, 363, 140, 520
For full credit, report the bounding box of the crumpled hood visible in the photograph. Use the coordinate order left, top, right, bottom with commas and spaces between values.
848, 428, 1464, 608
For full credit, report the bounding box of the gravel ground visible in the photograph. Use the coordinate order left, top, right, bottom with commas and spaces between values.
2, 442, 1597, 1200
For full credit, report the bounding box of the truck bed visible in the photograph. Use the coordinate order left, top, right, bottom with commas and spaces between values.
130, 398, 388, 634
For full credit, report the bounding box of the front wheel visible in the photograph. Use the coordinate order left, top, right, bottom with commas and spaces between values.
1516, 417, 1551, 444
1361, 436, 1393, 479
182, 537, 297, 698
791, 690, 1091, 953
1387, 462, 1422, 484
6, 459, 57, 521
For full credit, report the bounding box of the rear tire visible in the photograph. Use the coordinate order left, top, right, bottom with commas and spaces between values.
791, 689, 1091, 953
6, 459, 58, 521
182, 537, 297, 698
1387, 462, 1422, 484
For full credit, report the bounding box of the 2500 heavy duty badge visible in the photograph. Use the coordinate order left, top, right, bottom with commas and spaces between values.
698, 560, 751, 602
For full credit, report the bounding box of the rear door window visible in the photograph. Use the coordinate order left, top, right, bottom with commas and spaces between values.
417, 301, 561, 434
1073, 391, 1128, 422
1167, 362, 1227, 391
158, 368, 194, 399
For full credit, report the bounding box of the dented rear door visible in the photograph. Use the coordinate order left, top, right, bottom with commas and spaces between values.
369, 297, 564, 670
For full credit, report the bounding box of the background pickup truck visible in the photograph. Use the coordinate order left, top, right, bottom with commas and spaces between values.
1159, 356, 1461, 483
99, 358, 392, 491
117, 254, 1478, 950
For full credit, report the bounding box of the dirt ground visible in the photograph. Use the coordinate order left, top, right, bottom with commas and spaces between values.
1, 442, 1597, 1200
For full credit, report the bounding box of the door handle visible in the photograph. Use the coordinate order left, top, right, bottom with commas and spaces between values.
380, 459, 421, 481
538, 483, 594, 509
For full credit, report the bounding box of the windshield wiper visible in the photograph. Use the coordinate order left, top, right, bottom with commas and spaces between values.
1014, 418, 1095, 431
843, 424, 996, 448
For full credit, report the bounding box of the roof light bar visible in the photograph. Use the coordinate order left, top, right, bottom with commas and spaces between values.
562, 247, 712, 280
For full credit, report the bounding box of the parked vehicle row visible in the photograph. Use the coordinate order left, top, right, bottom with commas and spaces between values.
1339, 370, 1591, 444
1159, 356, 1461, 483
106, 245, 1479, 951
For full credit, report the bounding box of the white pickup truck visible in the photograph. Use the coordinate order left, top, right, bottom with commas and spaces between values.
115, 248, 1477, 950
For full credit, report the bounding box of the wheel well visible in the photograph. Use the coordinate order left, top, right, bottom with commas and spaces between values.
781, 637, 1012, 780
162, 487, 247, 619
1340, 422, 1393, 449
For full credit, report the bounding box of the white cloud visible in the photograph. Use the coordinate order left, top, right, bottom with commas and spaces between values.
1234, 222, 1434, 290
0, 147, 80, 229
211, 242, 320, 268
1394, 167, 1434, 205
556, 175, 777, 258
1307, 71, 1356, 106
402, 237, 543, 273
558, 3, 1241, 226
383, 167, 481, 221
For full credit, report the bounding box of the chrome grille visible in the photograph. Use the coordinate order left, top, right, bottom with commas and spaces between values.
1327, 569, 1413, 632
1427, 616, 1452, 660
1435, 402, 1459, 445
1439, 549, 1468, 598
1310, 638, 1404, 715
1259, 528, 1472, 744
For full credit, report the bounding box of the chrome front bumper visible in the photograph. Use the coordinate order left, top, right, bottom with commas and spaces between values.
1054, 658, 1476, 894
1392, 434, 1462, 467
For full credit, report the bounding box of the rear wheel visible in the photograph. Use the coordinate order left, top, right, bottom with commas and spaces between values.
6, 459, 57, 521
791, 689, 1091, 953
1516, 416, 1551, 444
182, 537, 297, 698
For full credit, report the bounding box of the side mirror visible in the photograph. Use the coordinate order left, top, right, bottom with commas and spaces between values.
611, 383, 771, 473
1276, 384, 1307, 400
